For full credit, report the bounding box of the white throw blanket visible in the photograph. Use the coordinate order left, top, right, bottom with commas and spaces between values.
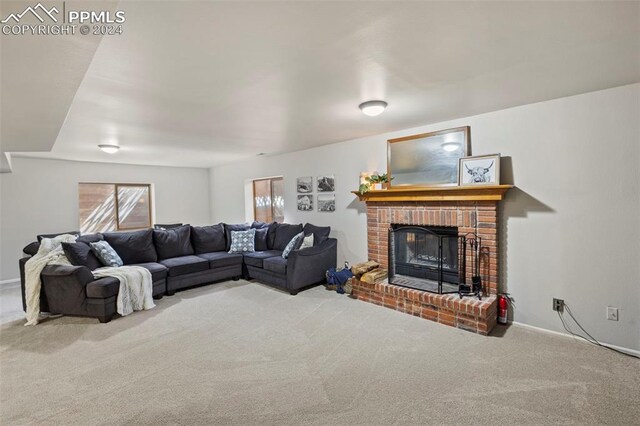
24, 234, 77, 325
93, 266, 155, 316
24, 234, 155, 325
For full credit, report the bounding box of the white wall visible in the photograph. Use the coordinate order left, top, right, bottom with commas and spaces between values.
210, 84, 640, 351
0, 157, 210, 281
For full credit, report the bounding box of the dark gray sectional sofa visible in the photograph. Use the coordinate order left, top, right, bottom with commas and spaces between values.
18, 222, 337, 323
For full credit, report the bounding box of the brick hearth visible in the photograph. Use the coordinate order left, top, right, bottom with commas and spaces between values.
352, 196, 504, 334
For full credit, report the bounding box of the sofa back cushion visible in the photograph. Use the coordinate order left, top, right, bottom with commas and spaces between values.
303, 223, 331, 245
224, 223, 250, 251
191, 224, 226, 254
254, 228, 269, 251
252, 221, 277, 249
77, 233, 104, 244
273, 223, 303, 251
62, 241, 103, 270
103, 229, 157, 264
153, 225, 194, 260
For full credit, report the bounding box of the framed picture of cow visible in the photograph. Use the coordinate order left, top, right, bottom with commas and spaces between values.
458, 154, 500, 186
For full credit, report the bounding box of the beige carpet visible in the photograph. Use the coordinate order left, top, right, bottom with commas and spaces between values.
1, 281, 638, 425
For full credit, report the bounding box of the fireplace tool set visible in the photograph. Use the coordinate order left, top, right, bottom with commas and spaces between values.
458, 233, 483, 300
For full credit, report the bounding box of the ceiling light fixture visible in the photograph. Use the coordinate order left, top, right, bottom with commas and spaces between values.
359, 100, 388, 117
98, 144, 120, 154
441, 142, 461, 152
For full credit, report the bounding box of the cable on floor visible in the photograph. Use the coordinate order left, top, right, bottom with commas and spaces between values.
557, 303, 639, 359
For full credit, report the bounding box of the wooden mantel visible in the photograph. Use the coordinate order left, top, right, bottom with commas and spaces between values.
351, 184, 513, 202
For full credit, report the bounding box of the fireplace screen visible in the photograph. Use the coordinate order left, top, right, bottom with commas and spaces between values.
389, 225, 461, 294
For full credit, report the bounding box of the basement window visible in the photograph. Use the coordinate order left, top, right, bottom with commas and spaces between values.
79, 183, 153, 234
253, 177, 284, 223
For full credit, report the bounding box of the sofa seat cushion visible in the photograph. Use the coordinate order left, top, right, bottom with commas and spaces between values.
243, 250, 283, 268
159, 255, 209, 277
130, 262, 168, 282
86, 277, 120, 299
263, 256, 288, 275
197, 252, 243, 269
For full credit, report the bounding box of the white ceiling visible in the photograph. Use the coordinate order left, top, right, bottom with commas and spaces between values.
5, 1, 640, 169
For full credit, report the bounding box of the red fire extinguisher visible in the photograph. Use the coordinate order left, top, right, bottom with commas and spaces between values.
497, 293, 510, 325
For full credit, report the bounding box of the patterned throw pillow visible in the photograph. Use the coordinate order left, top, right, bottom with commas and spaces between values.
228, 229, 256, 254
282, 232, 305, 259
90, 241, 123, 267
299, 233, 314, 250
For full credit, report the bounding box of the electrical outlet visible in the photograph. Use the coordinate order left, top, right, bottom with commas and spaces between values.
606, 307, 618, 321
553, 298, 564, 312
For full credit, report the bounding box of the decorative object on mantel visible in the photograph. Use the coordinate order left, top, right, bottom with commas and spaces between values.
388, 126, 470, 188
459, 154, 501, 186
296, 176, 312, 193
358, 172, 393, 194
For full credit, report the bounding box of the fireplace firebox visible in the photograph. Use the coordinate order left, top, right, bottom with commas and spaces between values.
389, 225, 482, 295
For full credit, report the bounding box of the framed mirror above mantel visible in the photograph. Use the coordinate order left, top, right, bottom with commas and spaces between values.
388, 126, 470, 188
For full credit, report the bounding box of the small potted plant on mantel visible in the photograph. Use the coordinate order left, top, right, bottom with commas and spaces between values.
359, 173, 393, 194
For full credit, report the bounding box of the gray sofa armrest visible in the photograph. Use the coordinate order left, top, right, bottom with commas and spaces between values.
40, 264, 95, 316
286, 238, 337, 292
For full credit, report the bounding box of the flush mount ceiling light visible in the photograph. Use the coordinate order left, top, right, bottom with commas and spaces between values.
441, 142, 461, 152
359, 100, 388, 117
98, 144, 120, 154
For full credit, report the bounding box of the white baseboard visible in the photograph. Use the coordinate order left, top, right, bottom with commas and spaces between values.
511, 321, 640, 358
0, 278, 20, 288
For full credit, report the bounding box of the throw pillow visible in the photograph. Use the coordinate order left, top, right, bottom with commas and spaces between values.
62, 242, 103, 270
299, 233, 314, 250
22, 241, 40, 256
224, 223, 251, 251
228, 229, 256, 254
254, 227, 269, 251
282, 231, 305, 259
191, 224, 226, 253
90, 241, 123, 267
153, 225, 194, 259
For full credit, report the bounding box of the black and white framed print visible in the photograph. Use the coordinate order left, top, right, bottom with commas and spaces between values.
296, 176, 313, 193
317, 175, 335, 192
297, 195, 314, 211
459, 154, 500, 185
317, 194, 335, 212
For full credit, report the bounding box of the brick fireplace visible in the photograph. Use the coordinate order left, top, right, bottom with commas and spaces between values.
351, 186, 511, 335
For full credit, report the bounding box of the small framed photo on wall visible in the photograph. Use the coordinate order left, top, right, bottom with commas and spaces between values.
317, 175, 335, 192
459, 154, 500, 185
297, 177, 313, 193
317, 194, 335, 212
297, 195, 313, 211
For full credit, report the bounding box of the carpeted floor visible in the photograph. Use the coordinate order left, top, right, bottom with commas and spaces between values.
1, 281, 638, 425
